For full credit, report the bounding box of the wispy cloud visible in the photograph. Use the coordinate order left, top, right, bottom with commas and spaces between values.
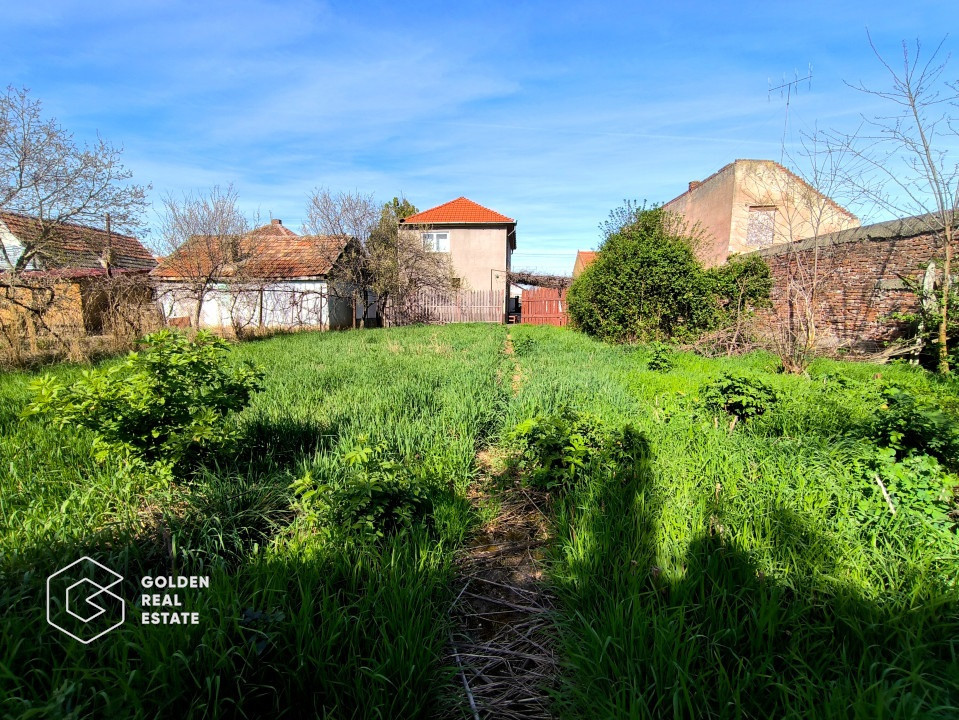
2, 0, 955, 273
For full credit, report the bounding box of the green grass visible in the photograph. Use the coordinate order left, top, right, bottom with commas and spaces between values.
506, 324, 959, 719
1, 324, 510, 719
3, 322, 959, 718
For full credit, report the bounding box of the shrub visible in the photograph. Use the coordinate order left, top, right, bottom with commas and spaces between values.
702, 373, 777, 422
854, 446, 958, 538
873, 385, 959, 467
646, 342, 674, 372
506, 407, 646, 490
25, 329, 264, 471
567, 205, 771, 343
291, 438, 433, 540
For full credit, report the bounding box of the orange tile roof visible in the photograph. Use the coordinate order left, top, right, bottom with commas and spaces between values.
400, 197, 515, 225
0, 211, 156, 271
152, 221, 350, 280
573, 250, 598, 278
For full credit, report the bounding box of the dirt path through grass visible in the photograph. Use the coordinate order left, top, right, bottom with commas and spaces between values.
445, 331, 557, 719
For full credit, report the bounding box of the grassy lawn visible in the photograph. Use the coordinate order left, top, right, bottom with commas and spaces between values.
505, 324, 959, 719
2, 322, 958, 718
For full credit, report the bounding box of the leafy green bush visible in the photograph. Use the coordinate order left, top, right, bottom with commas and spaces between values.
291, 438, 433, 539
873, 385, 959, 467
702, 373, 777, 422
646, 342, 674, 372
25, 329, 264, 471
567, 205, 770, 343
854, 446, 958, 539
506, 407, 646, 490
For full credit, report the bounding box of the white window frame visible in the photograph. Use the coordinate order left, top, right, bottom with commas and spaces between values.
422, 231, 450, 253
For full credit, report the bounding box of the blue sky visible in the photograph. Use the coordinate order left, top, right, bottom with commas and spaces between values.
1, 1, 953, 273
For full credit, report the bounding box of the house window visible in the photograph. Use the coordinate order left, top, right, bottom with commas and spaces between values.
451, 277, 462, 289
746, 206, 776, 247
422, 232, 450, 253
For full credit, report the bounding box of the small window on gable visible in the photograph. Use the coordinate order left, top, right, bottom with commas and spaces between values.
422, 232, 450, 253
746, 206, 776, 247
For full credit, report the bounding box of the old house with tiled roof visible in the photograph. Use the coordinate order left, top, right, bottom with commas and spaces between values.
0, 210, 156, 275
0, 211, 157, 336
663, 159, 860, 267
400, 197, 516, 295
152, 219, 357, 330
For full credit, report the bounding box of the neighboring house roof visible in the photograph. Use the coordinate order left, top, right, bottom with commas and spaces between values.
0, 211, 156, 272
573, 250, 598, 278
152, 219, 350, 280
664, 159, 858, 222
400, 197, 516, 225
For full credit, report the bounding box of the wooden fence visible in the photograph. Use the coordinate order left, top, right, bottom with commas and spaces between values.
521, 288, 568, 326
386, 289, 506, 325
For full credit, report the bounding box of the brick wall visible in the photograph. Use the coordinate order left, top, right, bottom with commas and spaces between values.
753, 223, 941, 348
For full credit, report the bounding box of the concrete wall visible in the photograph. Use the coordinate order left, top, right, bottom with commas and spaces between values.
753, 226, 939, 348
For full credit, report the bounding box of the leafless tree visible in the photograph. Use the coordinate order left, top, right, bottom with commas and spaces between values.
827, 33, 959, 373
156, 185, 251, 329
304, 188, 378, 327
0, 86, 149, 358
739, 146, 863, 371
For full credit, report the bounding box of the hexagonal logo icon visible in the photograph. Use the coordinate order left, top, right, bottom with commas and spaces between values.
47, 557, 125, 643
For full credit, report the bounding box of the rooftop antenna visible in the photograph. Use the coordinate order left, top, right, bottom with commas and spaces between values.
768, 64, 813, 163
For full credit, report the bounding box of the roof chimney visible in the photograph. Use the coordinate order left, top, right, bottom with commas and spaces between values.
271, 219, 282, 226
688, 181, 701, 192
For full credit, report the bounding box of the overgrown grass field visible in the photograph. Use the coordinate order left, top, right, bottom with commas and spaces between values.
2, 323, 958, 718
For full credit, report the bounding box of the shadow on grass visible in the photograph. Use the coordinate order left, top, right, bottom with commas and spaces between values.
2, 409, 472, 719
549, 437, 959, 720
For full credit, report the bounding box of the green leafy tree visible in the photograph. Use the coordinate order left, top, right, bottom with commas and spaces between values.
568, 206, 770, 342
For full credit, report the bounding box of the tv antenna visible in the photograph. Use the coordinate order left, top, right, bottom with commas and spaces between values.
768, 65, 813, 162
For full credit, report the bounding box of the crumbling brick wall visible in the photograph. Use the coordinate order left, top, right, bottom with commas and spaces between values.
752, 224, 941, 349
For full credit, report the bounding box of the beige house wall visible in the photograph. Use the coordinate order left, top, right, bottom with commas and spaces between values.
663, 159, 859, 267
446, 226, 510, 292
663, 167, 736, 266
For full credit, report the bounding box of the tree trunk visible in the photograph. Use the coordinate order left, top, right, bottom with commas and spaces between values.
193, 292, 204, 329
939, 227, 953, 374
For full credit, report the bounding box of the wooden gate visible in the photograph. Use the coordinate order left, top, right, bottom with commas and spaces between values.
521, 288, 568, 326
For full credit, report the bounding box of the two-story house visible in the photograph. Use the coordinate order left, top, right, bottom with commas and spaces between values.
399, 197, 516, 294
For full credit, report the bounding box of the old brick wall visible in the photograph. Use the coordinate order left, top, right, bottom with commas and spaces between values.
753, 229, 940, 348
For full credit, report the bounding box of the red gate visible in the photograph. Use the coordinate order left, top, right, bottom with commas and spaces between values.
521, 288, 568, 326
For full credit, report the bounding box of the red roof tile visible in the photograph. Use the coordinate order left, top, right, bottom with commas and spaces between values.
400, 197, 514, 225
573, 250, 598, 278
0, 211, 156, 271
152, 222, 350, 280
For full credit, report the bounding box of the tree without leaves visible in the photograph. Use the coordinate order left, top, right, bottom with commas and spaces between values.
828, 34, 959, 373
156, 185, 252, 329
303, 188, 379, 328
0, 87, 149, 267
737, 147, 863, 371
0, 86, 149, 355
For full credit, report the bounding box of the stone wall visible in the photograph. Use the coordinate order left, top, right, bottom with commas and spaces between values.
751, 216, 943, 349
